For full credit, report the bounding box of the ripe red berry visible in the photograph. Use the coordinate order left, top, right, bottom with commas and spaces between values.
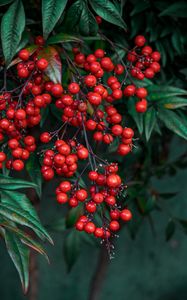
94, 228, 104, 238
95, 16, 102, 24
117, 144, 131, 156
51, 84, 63, 97
94, 49, 105, 58
77, 147, 89, 160
36, 58, 48, 70
123, 85, 136, 97
12, 159, 24, 171
76, 189, 88, 201
57, 192, 68, 204
0, 152, 6, 162
109, 220, 120, 231
93, 193, 104, 204
40, 132, 51, 143
86, 201, 97, 213
111, 125, 123, 136
106, 174, 121, 188
15, 109, 26, 120
122, 128, 134, 139
68, 82, 80, 94
18, 49, 30, 61
110, 210, 120, 220
134, 35, 146, 47
84, 222, 96, 234
84, 75, 97, 87
88, 171, 98, 181
18, 68, 29, 78
135, 87, 148, 99
135, 99, 147, 113
120, 209, 132, 221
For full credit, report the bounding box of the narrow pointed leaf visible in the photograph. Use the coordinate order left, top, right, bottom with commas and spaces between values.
158, 109, 187, 140
5, 231, 29, 293
144, 107, 157, 141
1, 0, 25, 65
89, 0, 127, 29
42, 0, 68, 39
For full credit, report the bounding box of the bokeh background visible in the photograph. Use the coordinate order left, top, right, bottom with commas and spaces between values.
1, 0, 187, 299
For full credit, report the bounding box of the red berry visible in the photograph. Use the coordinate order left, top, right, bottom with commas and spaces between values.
94, 228, 104, 238
122, 128, 134, 139
76, 189, 88, 201
93, 193, 104, 204
120, 209, 132, 221
96, 16, 102, 24
40, 132, 51, 143
68, 82, 80, 94
51, 84, 63, 97
36, 58, 48, 70
77, 147, 89, 160
0, 152, 6, 162
12, 159, 24, 171
109, 220, 120, 231
57, 192, 68, 204
134, 35, 146, 47
106, 174, 121, 188
18, 49, 30, 61
84, 222, 96, 234
117, 144, 131, 156
86, 201, 97, 213
135, 87, 148, 99
135, 99, 147, 113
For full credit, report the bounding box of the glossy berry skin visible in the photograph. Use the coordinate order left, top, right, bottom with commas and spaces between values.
106, 174, 121, 188
51, 84, 63, 97
12, 159, 24, 171
57, 192, 68, 204
120, 209, 132, 221
123, 85, 136, 97
0, 152, 6, 162
84, 222, 96, 234
109, 220, 120, 231
135, 87, 148, 99
40, 132, 51, 143
36, 58, 48, 70
94, 228, 104, 238
68, 82, 80, 94
135, 99, 147, 113
134, 35, 146, 47
18, 49, 30, 61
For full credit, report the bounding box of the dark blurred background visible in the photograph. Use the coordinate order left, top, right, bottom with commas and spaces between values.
1, 0, 187, 299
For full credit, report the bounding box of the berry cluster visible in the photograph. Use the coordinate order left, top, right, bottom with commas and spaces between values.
0, 34, 161, 246
41, 139, 88, 180
56, 164, 132, 239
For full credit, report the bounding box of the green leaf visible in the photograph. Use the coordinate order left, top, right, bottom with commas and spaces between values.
64, 0, 83, 30
47, 33, 82, 45
63, 230, 81, 272
0, 202, 52, 244
144, 107, 157, 141
1, 222, 49, 260
46, 217, 66, 232
42, 0, 68, 39
79, 3, 98, 36
38, 46, 62, 84
66, 206, 83, 228
1, 0, 25, 65
165, 219, 175, 241
0, 0, 14, 6
130, 1, 150, 16
5, 231, 29, 293
26, 154, 42, 198
158, 109, 187, 139
147, 85, 187, 101
128, 99, 144, 134
89, 0, 127, 29
159, 2, 187, 18
0, 174, 37, 190
158, 109, 187, 140
158, 97, 187, 109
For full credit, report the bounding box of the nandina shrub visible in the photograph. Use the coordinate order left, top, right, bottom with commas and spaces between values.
0, 0, 187, 293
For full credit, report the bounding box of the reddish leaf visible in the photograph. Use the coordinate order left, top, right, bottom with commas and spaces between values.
38, 46, 62, 84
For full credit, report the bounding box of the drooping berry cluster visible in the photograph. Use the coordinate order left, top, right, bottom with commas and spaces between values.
55, 163, 132, 240
0, 34, 161, 246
